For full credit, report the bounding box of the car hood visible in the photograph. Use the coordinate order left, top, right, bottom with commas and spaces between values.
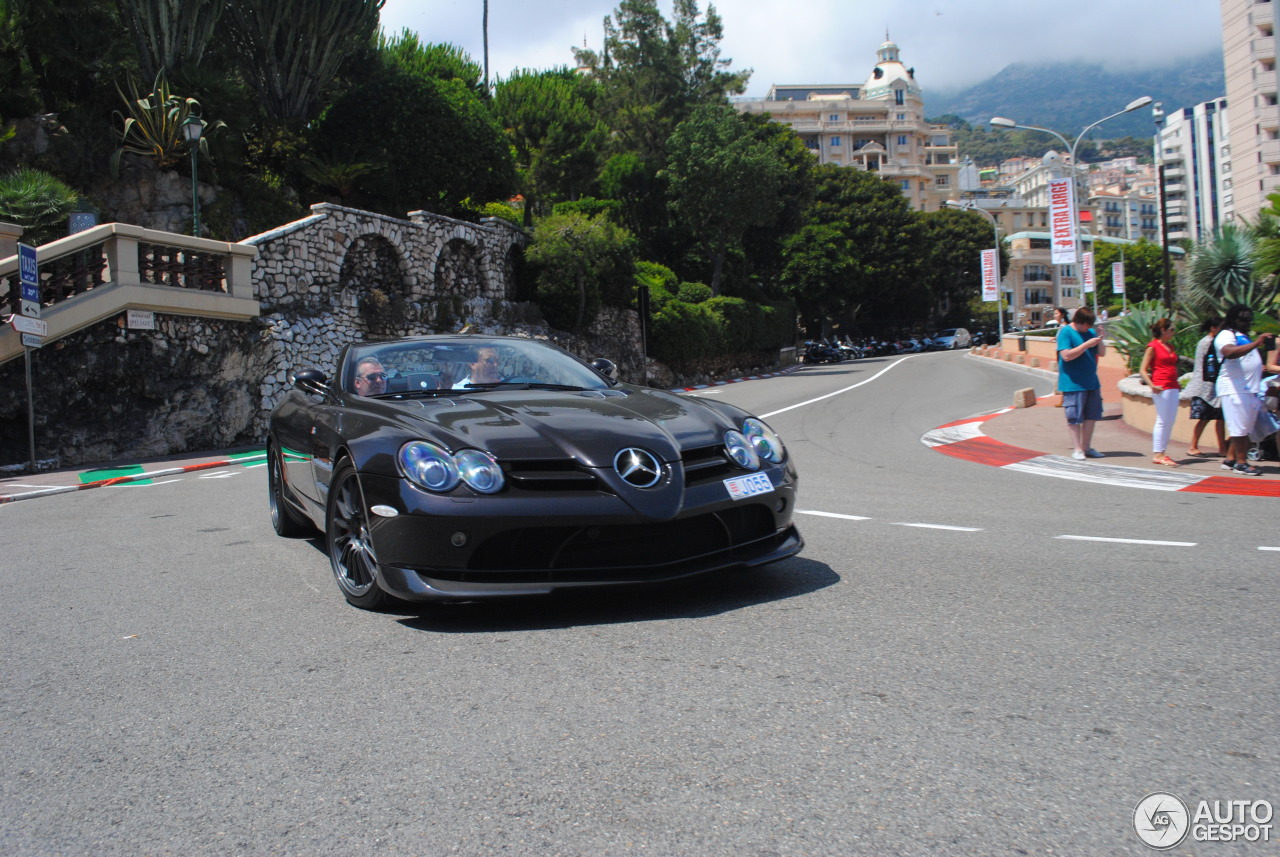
385, 387, 740, 467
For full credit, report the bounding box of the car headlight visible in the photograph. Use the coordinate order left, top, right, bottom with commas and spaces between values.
455, 449, 505, 494
743, 418, 785, 464
398, 441, 461, 492
723, 429, 760, 470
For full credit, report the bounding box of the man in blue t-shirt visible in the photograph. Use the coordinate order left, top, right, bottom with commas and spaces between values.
1056, 307, 1107, 461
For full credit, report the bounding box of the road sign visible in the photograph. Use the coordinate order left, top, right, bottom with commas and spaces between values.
18, 242, 39, 318
21, 333, 41, 348
11, 315, 47, 336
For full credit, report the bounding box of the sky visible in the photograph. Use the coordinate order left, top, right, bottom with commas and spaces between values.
378, 0, 1225, 96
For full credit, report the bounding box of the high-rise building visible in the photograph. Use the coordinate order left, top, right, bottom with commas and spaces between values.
1220, 0, 1280, 222
733, 39, 960, 211
1156, 98, 1231, 243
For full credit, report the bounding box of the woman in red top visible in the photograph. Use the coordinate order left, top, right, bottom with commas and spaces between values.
1139, 318, 1181, 466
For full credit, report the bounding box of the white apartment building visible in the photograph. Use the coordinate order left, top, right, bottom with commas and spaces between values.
1092, 190, 1161, 242
734, 39, 961, 211
1221, 0, 1280, 222
1156, 98, 1231, 243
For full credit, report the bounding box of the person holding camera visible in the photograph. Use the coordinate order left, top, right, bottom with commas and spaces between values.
1214, 304, 1276, 476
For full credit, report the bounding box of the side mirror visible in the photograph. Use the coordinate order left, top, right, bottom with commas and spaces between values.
291, 367, 329, 394
590, 358, 619, 382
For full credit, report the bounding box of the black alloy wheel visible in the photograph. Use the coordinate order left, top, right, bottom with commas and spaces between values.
326, 459, 393, 610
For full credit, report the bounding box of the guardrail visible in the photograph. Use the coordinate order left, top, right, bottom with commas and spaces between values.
0, 223, 258, 364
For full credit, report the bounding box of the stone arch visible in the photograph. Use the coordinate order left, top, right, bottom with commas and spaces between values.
434, 237, 485, 300
339, 233, 416, 337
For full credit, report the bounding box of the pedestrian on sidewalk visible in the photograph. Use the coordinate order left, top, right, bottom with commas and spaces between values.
1139, 317, 1181, 466
1185, 316, 1226, 457
1214, 304, 1276, 476
1052, 307, 1070, 407
1056, 307, 1107, 461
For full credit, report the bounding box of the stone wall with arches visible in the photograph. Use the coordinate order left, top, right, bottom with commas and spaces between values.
245, 203, 539, 434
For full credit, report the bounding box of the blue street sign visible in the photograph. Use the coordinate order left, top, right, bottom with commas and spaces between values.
18, 242, 39, 318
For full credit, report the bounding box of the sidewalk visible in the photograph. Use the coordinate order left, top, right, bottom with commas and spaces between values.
947, 349, 1280, 494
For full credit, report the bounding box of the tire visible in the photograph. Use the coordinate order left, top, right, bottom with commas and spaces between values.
326, 458, 395, 610
269, 442, 314, 538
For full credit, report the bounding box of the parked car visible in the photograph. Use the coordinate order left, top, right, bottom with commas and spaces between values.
931, 327, 972, 349
268, 335, 803, 609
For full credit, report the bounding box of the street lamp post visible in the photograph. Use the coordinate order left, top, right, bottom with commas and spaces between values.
945, 199, 1005, 339
181, 114, 206, 237
990, 96, 1153, 317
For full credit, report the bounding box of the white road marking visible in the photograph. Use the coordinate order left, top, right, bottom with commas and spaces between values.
796, 510, 871, 521
761, 354, 924, 419
243, 462, 267, 469
1259, 546, 1280, 552
141, 479, 182, 487
893, 522, 983, 532
1055, 535, 1196, 547
198, 471, 238, 479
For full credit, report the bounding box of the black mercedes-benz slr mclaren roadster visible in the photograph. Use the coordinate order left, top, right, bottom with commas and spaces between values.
267, 335, 802, 609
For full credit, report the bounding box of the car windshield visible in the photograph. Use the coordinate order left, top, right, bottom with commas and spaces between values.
937, 329, 957, 337
343, 338, 612, 396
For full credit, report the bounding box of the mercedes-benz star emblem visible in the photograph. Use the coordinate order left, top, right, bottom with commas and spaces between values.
614, 448, 663, 488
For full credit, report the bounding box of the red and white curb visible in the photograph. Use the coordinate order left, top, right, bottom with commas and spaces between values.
671, 366, 801, 392
923, 411, 1280, 498
0, 453, 268, 505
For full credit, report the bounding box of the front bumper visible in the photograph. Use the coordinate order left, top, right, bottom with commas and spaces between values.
357, 466, 802, 601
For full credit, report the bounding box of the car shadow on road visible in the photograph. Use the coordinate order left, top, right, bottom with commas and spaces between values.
391, 556, 839, 633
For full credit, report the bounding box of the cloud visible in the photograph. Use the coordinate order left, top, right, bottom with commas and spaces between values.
379, 0, 1222, 94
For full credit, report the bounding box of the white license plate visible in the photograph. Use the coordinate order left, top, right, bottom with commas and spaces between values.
723, 472, 773, 500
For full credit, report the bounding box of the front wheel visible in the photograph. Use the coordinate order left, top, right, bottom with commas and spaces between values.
326, 459, 395, 610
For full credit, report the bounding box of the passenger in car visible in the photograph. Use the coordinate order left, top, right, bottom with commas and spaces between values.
452, 347, 504, 388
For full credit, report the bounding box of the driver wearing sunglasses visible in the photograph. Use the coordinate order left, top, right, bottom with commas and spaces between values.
353, 357, 387, 397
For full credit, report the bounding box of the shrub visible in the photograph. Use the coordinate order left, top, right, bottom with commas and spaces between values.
552, 197, 622, 222
677, 281, 712, 304
650, 299, 720, 367
478, 202, 521, 225
0, 168, 80, 245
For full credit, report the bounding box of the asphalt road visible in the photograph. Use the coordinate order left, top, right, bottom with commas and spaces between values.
2, 351, 1275, 856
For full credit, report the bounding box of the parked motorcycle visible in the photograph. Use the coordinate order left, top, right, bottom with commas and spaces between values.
801, 340, 844, 364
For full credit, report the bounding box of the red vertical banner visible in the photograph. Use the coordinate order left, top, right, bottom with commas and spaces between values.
980, 248, 998, 302
1081, 251, 1095, 294
1049, 178, 1077, 265
1112, 261, 1125, 294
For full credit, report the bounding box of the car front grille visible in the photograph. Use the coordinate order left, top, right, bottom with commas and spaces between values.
456, 503, 780, 581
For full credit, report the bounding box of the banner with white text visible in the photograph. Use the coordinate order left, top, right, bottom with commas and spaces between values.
1049, 178, 1077, 265
1112, 261, 1125, 294
980, 248, 999, 302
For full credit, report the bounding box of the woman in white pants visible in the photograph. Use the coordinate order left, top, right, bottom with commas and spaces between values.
1139, 317, 1181, 467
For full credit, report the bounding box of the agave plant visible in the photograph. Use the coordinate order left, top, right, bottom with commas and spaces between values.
1103, 299, 1171, 374
0, 168, 80, 245
111, 70, 224, 176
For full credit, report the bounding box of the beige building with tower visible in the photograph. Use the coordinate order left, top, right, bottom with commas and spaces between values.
734, 39, 960, 211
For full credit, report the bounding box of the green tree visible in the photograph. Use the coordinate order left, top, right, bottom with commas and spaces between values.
1090, 239, 1168, 304
663, 103, 784, 295
380, 29, 483, 94
222, 0, 383, 124
311, 65, 514, 218
780, 223, 853, 336
786, 164, 925, 335
916, 207, 1005, 328
493, 68, 605, 225
526, 210, 636, 332
572, 0, 749, 166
